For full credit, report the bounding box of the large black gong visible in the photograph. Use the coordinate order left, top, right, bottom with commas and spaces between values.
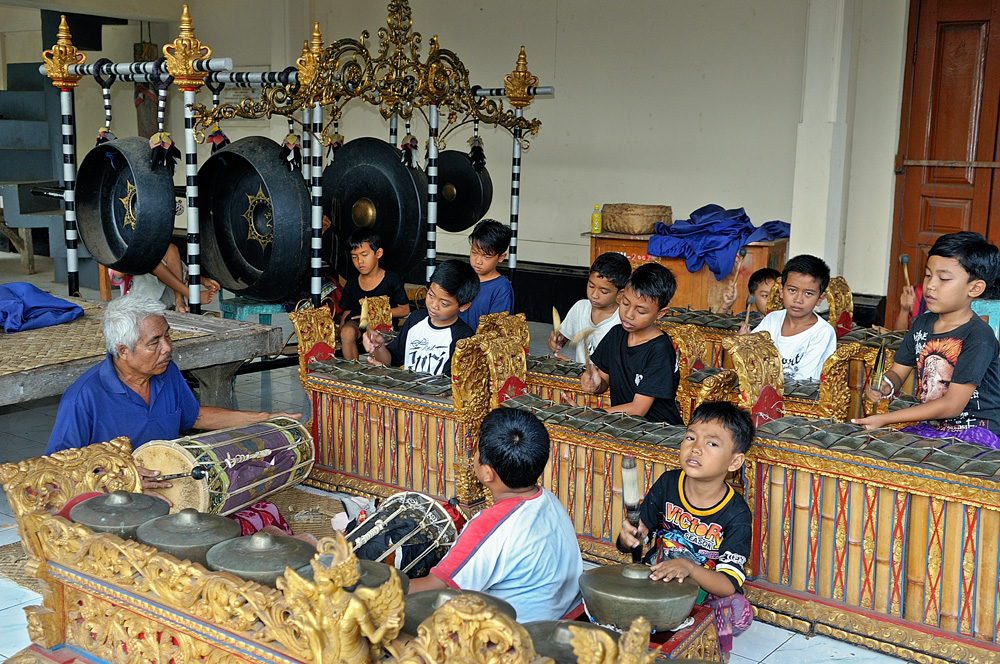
198, 136, 309, 301
321, 137, 427, 278
76, 137, 175, 274
434, 150, 493, 233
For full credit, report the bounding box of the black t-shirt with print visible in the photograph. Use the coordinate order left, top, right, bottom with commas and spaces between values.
639, 469, 752, 593
896, 312, 1000, 435
340, 270, 409, 319
591, 325, 682, 424
385, 310, 475, 376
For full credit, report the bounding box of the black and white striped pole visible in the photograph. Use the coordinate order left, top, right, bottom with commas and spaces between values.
426, 104, 439, 283
310, 100, 324, 306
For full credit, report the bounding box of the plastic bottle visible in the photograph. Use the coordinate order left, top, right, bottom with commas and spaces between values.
591, 204, 602, 234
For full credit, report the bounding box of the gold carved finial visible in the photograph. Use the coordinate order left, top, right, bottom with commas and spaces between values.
297, 23, 323, 91
163, 4, 212, 90
504, 46, 538, 108
42, 15, 86, 89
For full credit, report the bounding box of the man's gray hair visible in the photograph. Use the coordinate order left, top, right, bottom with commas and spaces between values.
103, 295, 167, 357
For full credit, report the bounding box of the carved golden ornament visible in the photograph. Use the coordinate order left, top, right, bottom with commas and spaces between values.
289, 305, 338, 377
667, 324, 739, 420
476, 311, 531, 353
815, 341, 860, 420
360, 295, 393, 331
746, 584, 1000, 664
0, 437, 140, 555
389, 594, 545, 664
454, 459, 486, 506
722, 331, 784, 411
189, 0, 542, 145
118, 180, 137, 230
241, 185, 274, 249
565, 616, 661, 664
42, 15, 86, 89
505, 46, 539, 108
765, 278, 782, 314
163, 5, 212, 90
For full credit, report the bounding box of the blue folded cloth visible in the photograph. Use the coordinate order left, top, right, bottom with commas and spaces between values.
0, 282, 85, 333
647, 204, 791, 280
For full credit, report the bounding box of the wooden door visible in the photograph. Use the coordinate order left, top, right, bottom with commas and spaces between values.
888, 0, 1000, 325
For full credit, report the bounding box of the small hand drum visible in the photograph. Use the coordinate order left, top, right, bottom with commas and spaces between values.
133, 417, 313, 516
346, 491, 458, 577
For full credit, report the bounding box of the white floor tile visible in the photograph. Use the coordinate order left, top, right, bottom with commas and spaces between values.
0, 525, 20, 545
730, 620, 795, 662
0, 578, 40, 612
730, 654, 757, 664
764, 633, 909, 663
0, 600, 36, 658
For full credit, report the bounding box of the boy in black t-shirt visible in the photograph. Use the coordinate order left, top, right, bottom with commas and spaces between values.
854, 231, 1000, 448
582, 263, 682, 424
363, 260, 479, 376
617, 401, 755, 660
339, 229, 412, 360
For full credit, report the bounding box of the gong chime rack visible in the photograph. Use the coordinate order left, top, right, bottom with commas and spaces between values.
42, 0, 552, 305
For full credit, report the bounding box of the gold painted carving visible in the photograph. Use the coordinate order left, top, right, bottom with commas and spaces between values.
504, 46, 539, 108
477, 311, 531, 352
451, 334, 527, 423
163, 5, 213, 90
747, 584, 1000, 664
565, 616, 661, 664
454, 460, 486, 506
361, 295, 393, 331
118, 180, 138, 230
42, 16, 86, 89
815, 341, 861, 420
722, 331, 784, 411
0, 437, 140, 556
289, 305, 338, 379
390, 594, 545, 664
242, 185, 274, 249
189, 0, 542, 145
668, 324, 738, 420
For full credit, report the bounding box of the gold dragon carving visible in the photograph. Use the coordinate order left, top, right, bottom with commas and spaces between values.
289, 304, 338, 378
477, 311, 531, 353
722, 331, 784, 411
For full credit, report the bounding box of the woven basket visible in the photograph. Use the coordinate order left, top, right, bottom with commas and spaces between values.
601, 203, 672, 235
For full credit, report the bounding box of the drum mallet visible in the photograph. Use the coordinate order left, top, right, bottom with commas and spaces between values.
621, 456, 643, 563
154, 466, 210, 482
900, 254, 911, 288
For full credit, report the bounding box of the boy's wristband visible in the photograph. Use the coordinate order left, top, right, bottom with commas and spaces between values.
880, 374, 896, 400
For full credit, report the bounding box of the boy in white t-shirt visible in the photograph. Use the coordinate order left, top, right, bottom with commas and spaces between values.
406, 407, 583, 622
737, 254, 836, 382
548, 252, 632, 364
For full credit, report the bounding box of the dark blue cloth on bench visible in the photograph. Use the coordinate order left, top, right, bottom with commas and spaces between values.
0, 282, 85, 333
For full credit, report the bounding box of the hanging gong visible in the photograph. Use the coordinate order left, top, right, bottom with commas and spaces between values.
434, 150, 493, 233
198, 136, 310, 302
321, 137, 427, 278
76, 136, 176, 274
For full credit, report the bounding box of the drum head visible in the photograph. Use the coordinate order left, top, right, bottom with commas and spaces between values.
199, 136, 310, 301
76, 137, 176, 274
321, 137, 428, 278
435, 150, 493, 233
133, 440, 209, 513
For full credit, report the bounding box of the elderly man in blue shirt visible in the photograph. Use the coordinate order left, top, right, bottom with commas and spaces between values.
46, 294, 299, 491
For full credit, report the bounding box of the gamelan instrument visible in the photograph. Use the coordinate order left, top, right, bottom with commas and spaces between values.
402, 588, 516, 636
346, 490, 459, 578
206, 530, 317, 586
579, 563, 700, 632
133, 417, 314, 515
136, 508, 241, 567
69, 489, 169, 541
522, 621, 619, 664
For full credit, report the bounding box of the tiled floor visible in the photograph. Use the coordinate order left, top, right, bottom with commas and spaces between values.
0, 253, 912, 662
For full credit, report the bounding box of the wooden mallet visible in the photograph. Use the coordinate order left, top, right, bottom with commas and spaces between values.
743, 294, 755, 328
900, 254, 911, 289
730, 246, 748, 287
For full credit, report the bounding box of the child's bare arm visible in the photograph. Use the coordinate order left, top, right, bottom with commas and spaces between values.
390, 303, 410, 318
362, 330, 391, 366
649, 558, 738, 597
855, 381, 978, 429
580, 365, 609, 394
606, 394, 655, 417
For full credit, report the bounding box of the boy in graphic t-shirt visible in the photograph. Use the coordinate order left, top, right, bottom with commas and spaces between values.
363, 260, 479, 376
854, 231, 1000, 448
617, 401, 755, 660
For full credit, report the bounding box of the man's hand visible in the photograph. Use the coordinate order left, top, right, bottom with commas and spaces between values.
649, 557, 695, 582
137, 467, 172, 506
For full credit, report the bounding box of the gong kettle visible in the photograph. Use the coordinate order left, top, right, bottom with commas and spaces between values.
206, 530, 316, 586
136, 508, 241, 567
402, 588, 516, 636
69, 490, 170, 541
579, 563, 700, 632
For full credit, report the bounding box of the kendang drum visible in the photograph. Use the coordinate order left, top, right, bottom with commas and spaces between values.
347, 490, 459, 578
133, 417, 313, 516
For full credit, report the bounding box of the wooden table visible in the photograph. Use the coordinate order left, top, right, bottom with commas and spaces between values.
0, 301, 282, 408
587, 231, 787, 311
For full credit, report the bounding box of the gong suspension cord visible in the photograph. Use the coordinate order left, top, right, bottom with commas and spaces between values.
426, 106, 439, 282
508, 107, 522, 276
389, 114, 398, 147
92, 58, 116, 132
59, 85, 80, 297
310, 100, 325, 307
